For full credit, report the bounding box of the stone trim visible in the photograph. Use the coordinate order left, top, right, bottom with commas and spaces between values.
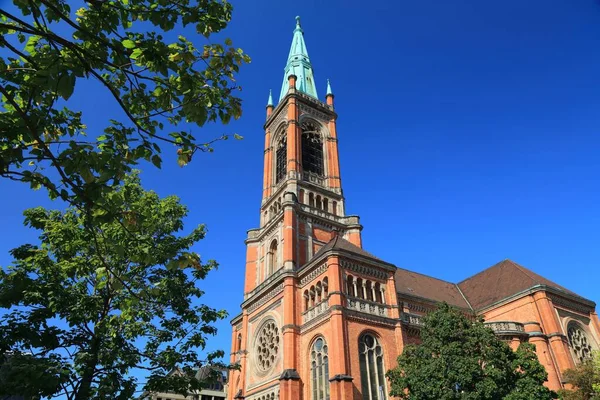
299, 103, 332, 123
329, 374, 353, 382
549, 293, 594, 315
282, 324, 300, 332
299, 263, 328, 287
245, 385, 280, 400
247, 283, 285, 313
248, 299, 282, 324
406, 302, 434, 314
345, 309, 397, 328
279, 369, 301, 381
340, 259, 388, 280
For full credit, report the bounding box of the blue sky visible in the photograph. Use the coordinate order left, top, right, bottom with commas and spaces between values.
2, 0, 600, 364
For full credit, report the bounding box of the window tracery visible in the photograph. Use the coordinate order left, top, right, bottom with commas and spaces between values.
568, 322, 593, 363
255, 320, 280, 372
301, 121, 324, 176
358, 333, 387, 400
311, 337, 330, 400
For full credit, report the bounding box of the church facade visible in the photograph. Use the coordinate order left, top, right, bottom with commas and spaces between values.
227, 17, 600, 400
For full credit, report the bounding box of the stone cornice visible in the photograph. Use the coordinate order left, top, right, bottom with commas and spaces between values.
476, 284, 596, 314
230, 313, 243, 327
341, 258, 389, 281
264, 91, 336, 130
298, 249, 396, 279
345, 309, 398, 328
299, 262, 328, 287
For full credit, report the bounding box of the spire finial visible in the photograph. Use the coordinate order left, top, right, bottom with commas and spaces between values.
296, 16, 301, 26
267, 89, 273, 107
326, 79, 333, 96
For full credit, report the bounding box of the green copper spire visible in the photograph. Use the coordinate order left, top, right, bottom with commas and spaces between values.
279, 16, 318, 102
326, 79, 333, 96
267, 89, 273, 107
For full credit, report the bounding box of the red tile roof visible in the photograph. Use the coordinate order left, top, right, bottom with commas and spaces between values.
394, 268, 471, 309
457, 259, 579, 310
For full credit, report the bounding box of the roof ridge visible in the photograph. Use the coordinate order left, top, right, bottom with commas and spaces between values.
454, 283, 474, 311
507, 259, 540, 285
457, 259, 511, 285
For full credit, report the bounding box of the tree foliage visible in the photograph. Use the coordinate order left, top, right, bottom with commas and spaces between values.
0, 0, 249, 212
558, 351, 600, 400
0, 174, 227, 399
386, 303, 557, 400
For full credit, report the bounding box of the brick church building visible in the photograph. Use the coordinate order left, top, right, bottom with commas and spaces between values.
227, 17, 600, 400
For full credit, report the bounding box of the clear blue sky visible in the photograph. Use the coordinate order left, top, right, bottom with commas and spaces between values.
1, 0, 600, 361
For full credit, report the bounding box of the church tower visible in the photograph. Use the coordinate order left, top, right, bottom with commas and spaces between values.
228, 16, 402, 400
228, 15, 600, 400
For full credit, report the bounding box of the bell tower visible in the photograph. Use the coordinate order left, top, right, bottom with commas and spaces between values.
229, 16, 397, 400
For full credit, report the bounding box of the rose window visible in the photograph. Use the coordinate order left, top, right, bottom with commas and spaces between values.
568, 322, 593, 363
256, 320, 280, 372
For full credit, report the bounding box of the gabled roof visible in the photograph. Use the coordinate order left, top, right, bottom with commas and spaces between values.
457, 259, 580, 310
312, 235, 382, 261
394, 268, 471, 309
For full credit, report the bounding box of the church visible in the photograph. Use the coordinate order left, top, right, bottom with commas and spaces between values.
227, 17, 600, 400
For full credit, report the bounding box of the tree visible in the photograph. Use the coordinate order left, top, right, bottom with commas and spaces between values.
0, 0, 249, 212
0, 174, 228, 399
386, 303, 557, 400
558, 351, 600, 400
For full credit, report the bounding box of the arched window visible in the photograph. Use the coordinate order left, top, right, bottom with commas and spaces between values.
567, 322, 594, 363
301, 121, 324, 176
309, 193, 315, 208
276, 134, 287, 184
237, 334, 242, 352
359, 333, 387, 400
267, 240, 278, 275
311, 337, 330, 400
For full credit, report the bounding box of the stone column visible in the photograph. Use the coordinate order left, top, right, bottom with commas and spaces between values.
326, 255, 354, 400
533, 292, 575, 376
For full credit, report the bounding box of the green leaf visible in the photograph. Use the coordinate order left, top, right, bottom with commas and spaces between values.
151, 154, 162, 168
122, 39, 136, 49
57, 74, 76, 100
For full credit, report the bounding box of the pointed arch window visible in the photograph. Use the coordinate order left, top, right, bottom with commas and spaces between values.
276, 134, 287, 183
358, 333, 387, 400
301, 121, 324, 176
311, 337, 330, 400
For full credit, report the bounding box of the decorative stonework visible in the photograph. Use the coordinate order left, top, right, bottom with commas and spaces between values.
255, 320, 280, 373
340, 259, 387, 280
485, 321, 526, 336
347, 297, 389, 317
567, 322, 594, 363
302, 299, 329, 324
246, 386, 280, 400
268, 106, 288, 133
401, 312, 424, 326
300, 263, 327, 286
299, 103, 331, 123
248, 283, 284, 313
406, 302, 433, 314
549, 294, 593, 315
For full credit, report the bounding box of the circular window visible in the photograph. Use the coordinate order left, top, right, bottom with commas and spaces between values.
568, 322, 593, 363
255, 320, 280, 372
